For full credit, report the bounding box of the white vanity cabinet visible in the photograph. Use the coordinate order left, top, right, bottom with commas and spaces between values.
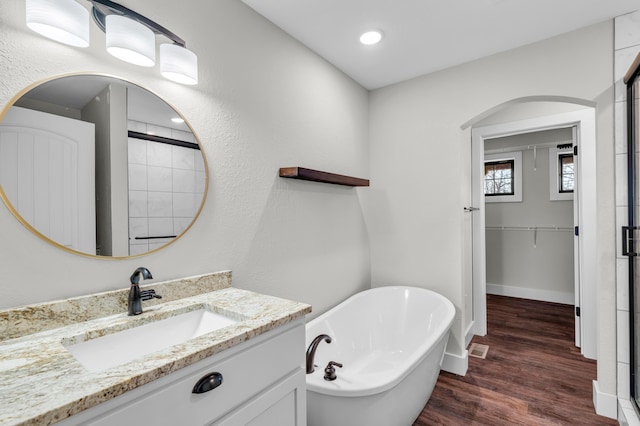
58, 318, 306, 426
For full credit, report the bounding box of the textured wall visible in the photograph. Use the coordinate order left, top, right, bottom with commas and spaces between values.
0, 0, 370, 318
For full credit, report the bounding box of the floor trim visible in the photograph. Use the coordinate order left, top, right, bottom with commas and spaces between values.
487, 283, 574, 305
593, 380, 618, 419
442, 350, 468, 376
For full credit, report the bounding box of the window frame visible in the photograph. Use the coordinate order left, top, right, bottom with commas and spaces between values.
548, 147, 574, 201
558, 153, 574, 193
484, 159, 515, 196
484, 151, 522, 203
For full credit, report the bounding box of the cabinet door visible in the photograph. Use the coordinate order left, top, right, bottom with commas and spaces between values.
214, 370, 306, 426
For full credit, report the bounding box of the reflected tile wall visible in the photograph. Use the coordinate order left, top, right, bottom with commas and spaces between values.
127, 120, 205, 255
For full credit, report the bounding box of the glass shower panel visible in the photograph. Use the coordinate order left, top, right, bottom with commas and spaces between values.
634, 77, 640, 412
625, 69, 640, 414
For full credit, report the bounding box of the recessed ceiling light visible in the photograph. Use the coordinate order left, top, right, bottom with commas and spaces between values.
171, 117, 184, 124
360, 30, 383, 46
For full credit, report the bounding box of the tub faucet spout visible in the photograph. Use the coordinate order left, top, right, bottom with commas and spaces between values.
306, 334, 332, 374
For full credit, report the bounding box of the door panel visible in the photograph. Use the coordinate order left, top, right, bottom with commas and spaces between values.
0, 106, 95, 253
572, 126, 581, 348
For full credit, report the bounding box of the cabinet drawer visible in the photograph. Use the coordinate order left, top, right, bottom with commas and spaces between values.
73, 320, 304, 426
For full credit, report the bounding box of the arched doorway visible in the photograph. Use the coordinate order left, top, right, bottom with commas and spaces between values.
465, 99, 597, 359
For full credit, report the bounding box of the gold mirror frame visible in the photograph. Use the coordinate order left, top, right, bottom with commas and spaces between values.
0, 73, 208, 259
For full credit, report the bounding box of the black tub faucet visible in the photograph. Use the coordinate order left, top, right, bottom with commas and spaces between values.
306, 334, 332, 374
128, 267, 161, 316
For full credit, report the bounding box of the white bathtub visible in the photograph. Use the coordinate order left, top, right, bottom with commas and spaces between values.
305, 286, 455, 426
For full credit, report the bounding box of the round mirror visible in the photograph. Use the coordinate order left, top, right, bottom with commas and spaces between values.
0, 74, 208, 258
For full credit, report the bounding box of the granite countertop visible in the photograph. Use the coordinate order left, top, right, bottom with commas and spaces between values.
0, 272, 311, 426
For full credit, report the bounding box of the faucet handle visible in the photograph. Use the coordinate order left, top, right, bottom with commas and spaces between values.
323, 361, 343, 381
140, 289, 162, 301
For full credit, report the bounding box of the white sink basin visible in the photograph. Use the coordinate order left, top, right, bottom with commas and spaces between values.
65, 309, 237, 372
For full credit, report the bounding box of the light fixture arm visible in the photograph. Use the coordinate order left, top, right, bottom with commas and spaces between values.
87, 0, 186, 47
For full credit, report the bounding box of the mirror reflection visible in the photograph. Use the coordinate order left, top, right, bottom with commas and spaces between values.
0, 75, 207, 257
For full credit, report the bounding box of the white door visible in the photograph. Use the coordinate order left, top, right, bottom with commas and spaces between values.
0, 106, 96, 253
572, 126, 581, 348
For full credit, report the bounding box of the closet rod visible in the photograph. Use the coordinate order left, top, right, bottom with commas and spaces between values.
484, 140, 573, 155
485, 226, 572, 232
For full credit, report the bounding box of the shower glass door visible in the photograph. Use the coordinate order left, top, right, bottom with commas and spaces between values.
626, 69, 640, 415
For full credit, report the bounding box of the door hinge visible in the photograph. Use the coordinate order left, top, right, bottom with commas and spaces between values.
574, 145, 578, 156
576, 306, 581, 317
574, 226, 579, 236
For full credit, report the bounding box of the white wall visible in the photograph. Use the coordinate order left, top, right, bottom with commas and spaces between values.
485, 129, 574, 303
0, 0, 370, 318
365, 19, 616, 391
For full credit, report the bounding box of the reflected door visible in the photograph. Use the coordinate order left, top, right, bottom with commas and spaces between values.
0, 106, 96, 253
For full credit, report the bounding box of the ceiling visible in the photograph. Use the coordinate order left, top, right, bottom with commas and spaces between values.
21, 76, 191, 133
242, 0, 639, 90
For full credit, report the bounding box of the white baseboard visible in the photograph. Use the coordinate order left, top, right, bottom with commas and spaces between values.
465, 322, 475, 348
593, 380, 618, 419
486, 283, 574, 305
442, 350, 468, 376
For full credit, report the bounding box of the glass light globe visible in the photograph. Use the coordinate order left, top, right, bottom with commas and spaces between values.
26, 0, 90, 47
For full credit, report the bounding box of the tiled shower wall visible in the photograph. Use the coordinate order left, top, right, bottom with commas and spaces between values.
615, 10, 640, 425
127, 120, 206, 255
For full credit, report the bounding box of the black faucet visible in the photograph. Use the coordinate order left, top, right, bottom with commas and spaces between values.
128, 267, 161, 316
306, 334, 332, 374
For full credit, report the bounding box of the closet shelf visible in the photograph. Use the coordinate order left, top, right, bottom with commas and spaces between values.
279, 167, 370, 187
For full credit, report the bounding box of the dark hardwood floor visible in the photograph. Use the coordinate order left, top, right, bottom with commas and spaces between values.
414, 295, 617, 426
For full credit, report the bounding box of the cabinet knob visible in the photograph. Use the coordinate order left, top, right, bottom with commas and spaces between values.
192, 372, 223, 394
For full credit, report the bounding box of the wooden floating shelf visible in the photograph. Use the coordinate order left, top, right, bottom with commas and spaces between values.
279, 167, 370, 187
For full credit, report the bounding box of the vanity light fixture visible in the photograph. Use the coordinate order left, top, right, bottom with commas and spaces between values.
105, 14, 155, 67
359, 30, 383, 46
26, 0, 90, 47
171, 117, 185, 124
25, 0, 198, 85
160, 43, 198, 86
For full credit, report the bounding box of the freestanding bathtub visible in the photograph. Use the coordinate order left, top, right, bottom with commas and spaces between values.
305, 286, 455, 426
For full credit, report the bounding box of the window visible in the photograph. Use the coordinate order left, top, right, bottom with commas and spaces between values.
548, 147, 574, 201
559, 153, 574, 193
484, 152, 522, 203
484, 160, 514, 196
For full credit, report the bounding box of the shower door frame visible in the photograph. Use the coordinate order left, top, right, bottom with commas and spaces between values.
624, 54, 640, 416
